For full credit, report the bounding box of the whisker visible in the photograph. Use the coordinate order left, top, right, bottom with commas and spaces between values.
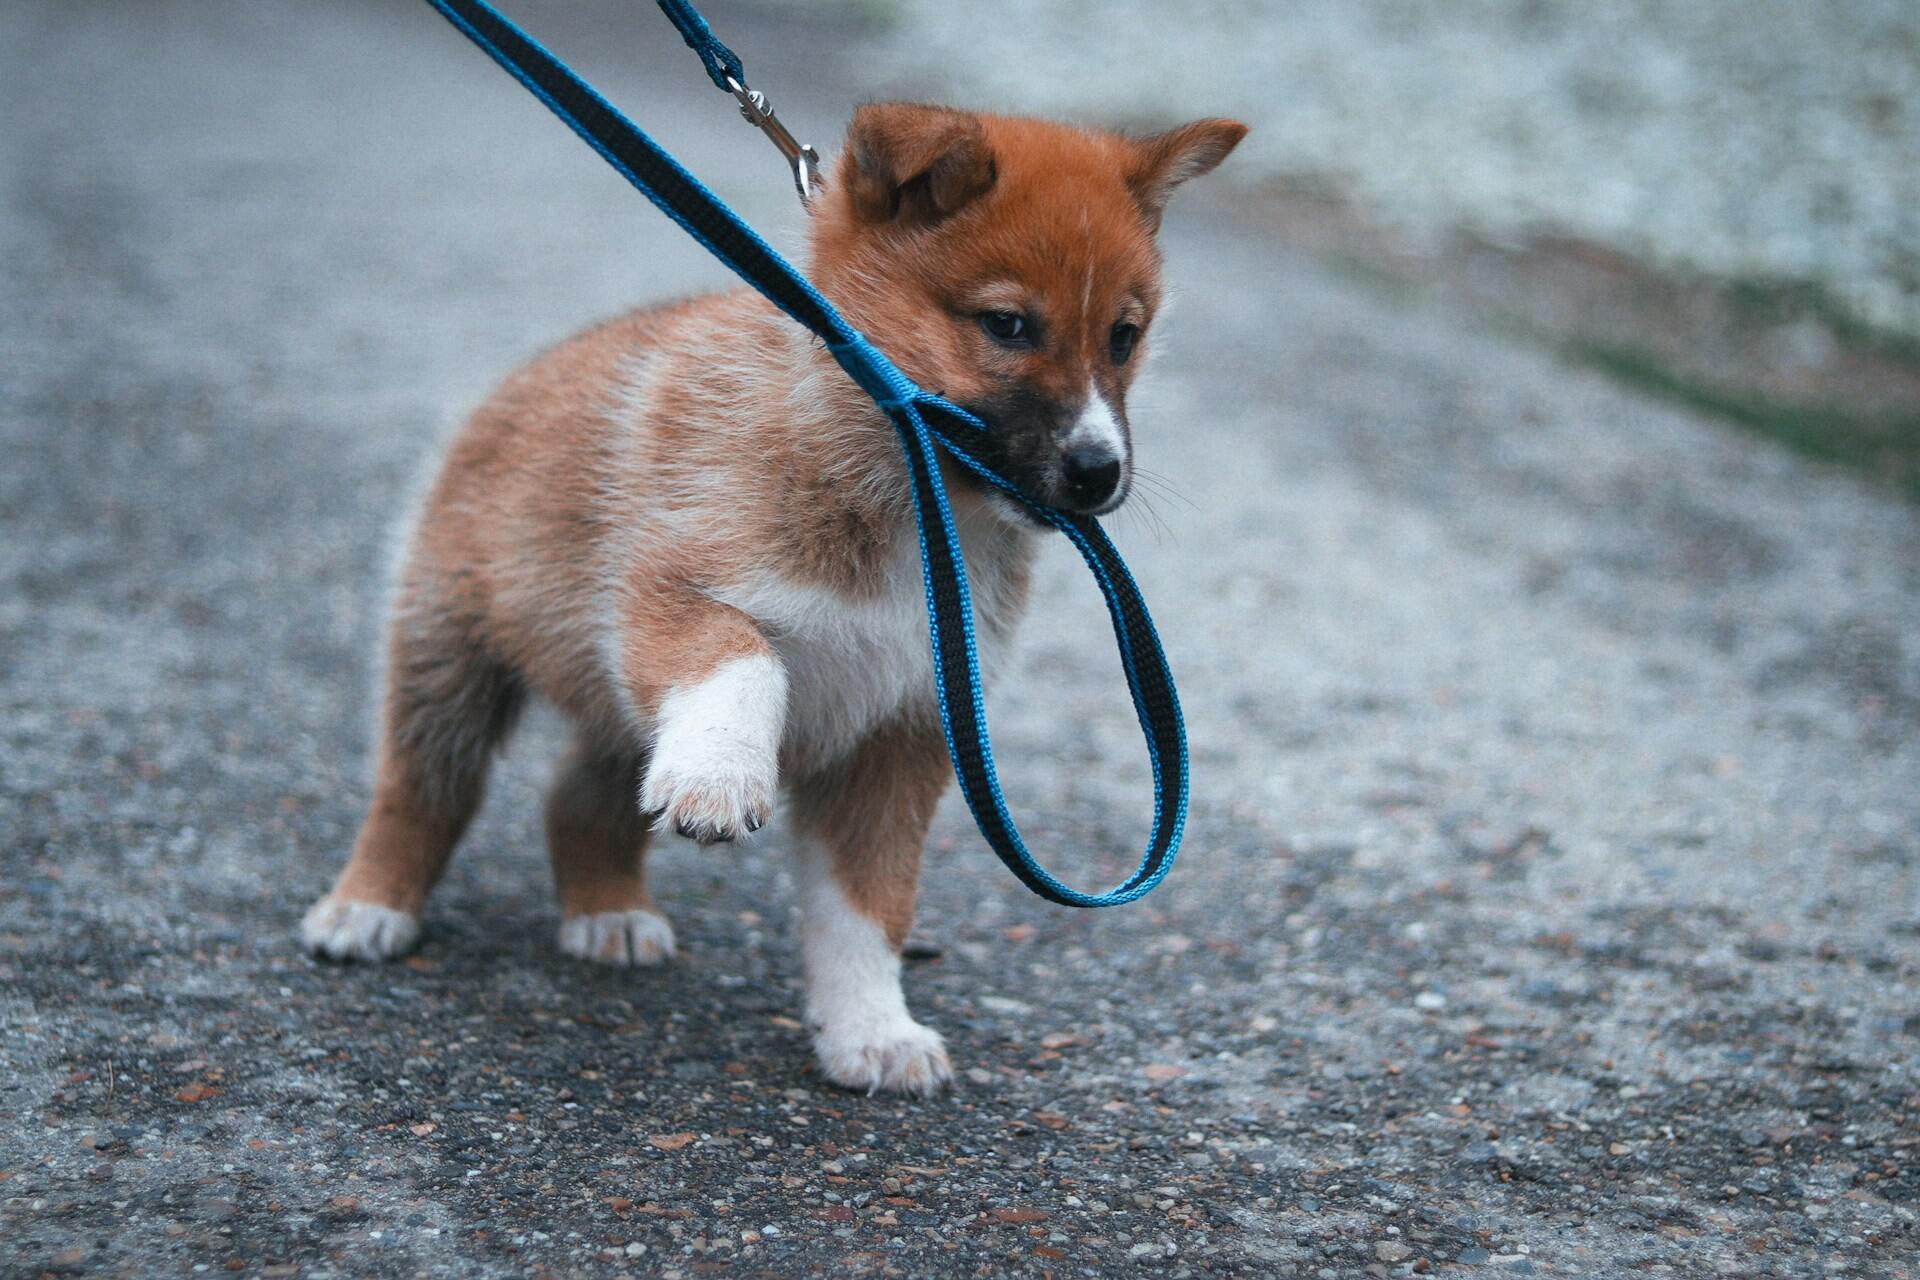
1114, 488, 1175, 546
1129, 466, 1196, 511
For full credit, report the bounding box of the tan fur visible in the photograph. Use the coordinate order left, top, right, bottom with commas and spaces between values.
305, 103, 1244, 1091
544, 744, 654, 918
789, 713, 954, 948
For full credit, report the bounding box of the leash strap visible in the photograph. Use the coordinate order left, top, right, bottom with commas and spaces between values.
421, 0, 1189, 907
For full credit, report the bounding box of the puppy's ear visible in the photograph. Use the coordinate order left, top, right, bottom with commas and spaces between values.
1127, 118, 1248, 230
843, 103, 996, 227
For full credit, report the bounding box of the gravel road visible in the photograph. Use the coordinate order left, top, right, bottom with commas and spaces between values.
3, 3, 1917, 1277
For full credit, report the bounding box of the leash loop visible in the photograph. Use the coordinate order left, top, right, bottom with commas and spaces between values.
653, 0, 744, 90
419, 0, 1192, 909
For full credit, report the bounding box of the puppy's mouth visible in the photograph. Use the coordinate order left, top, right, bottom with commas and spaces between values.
944, 405, 1132, 521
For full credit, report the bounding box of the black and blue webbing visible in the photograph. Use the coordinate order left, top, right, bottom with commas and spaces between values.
420, 0, 1190, 907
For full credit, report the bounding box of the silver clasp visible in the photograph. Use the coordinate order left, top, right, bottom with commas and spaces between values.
725, 75, 822, 206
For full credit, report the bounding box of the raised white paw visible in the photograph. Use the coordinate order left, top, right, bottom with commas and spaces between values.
640, 736, 777, 845
812, 1016, 953, 1097
640, 656, 783, 845
558, 909, 677, 966
300, 897, 419, 962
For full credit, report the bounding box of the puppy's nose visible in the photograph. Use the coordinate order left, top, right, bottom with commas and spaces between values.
1062, 445, 1122, 510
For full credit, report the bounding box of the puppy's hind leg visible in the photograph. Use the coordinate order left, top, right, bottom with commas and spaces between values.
302, 589, 524, 961
547, 740, 675, 966
790, 717, 955, 1096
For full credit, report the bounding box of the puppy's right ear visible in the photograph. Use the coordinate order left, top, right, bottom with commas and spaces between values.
842, 103, 996, 228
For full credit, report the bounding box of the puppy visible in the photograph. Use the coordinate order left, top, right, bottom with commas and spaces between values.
301, 104, 1245, 1094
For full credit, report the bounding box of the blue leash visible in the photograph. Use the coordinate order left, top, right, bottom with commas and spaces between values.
420, 0, 1190, 908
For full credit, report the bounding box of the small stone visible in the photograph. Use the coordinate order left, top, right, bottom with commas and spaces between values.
992, 1208, 1047, 1224
1376, 1241, 1413, 1263
1413, 991, 1447, 1011
625, 1243, 647, 1258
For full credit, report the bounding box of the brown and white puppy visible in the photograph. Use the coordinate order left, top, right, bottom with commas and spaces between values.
301, 104, 1245, 1094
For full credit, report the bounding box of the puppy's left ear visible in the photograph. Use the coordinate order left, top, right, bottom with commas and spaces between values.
843, 103, 997, 228
1127, 118, 1249, 230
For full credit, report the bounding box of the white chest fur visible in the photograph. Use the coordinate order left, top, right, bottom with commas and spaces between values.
714, 528, 1030, 771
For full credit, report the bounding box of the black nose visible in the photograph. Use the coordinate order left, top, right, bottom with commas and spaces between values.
1061, 445, 1122, 510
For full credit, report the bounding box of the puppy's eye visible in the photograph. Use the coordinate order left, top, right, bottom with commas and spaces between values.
1109, 322, 1142, 365
978, 311, 1033, 348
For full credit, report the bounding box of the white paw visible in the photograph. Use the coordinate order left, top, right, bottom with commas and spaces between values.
300, 897, 419, 962
640, 656, 784, 846
812, 1016, 953, 1097
640, 748, 775, 845
558, 909, 677, 966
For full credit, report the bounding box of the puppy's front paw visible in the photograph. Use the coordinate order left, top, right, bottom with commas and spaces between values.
640, 746, 775, 845
558, 909, 677, 966
642, 655, 785, 845
301, 897, 420, 962
813, 1017, 953, 1097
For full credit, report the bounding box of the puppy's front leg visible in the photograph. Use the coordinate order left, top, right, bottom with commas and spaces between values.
790, 719, 954, 1096
615, 593, 786, 844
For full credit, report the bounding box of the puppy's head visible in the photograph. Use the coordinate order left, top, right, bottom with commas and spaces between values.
809, 105, 1247, 517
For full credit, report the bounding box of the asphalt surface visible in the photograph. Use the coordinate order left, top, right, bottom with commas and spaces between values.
4, 3, 1918, 1277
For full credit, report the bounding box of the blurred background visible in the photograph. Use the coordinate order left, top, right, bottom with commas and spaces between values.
3, 2, 1916, 1276
838, 0, 1920, 497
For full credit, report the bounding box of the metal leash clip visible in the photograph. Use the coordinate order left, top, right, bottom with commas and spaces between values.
724, 75, 822, 205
